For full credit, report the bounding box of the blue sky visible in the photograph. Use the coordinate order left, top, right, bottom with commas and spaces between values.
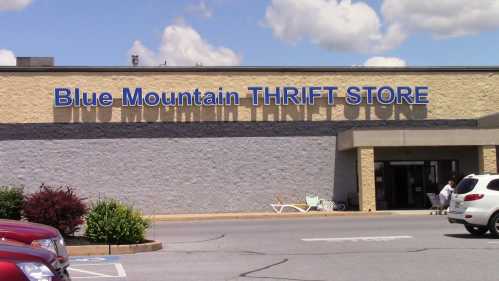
1, 0, 499, 66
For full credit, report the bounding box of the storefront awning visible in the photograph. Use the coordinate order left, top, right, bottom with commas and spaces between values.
337, 128, 499, 151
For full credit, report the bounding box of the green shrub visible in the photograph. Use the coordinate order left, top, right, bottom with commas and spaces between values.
0, 186, 24, 220
85, 199, 149, 244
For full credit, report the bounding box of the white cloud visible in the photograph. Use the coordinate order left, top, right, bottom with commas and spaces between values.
264, 0, 499, 55
128, 23, 241, 66
186, 1, 212, 19
382, 0, 499, 38
0, 49, 16, 66
264, 0, 405, 53
363, 56, 407, 67
0, 0, 32, 11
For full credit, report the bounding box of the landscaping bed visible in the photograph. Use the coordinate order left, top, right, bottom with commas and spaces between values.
1, 184, 158, 256
65, 237, 162, 256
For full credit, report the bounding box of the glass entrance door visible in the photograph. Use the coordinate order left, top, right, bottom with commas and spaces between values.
375, 160, 454, 210
392, 164, 429, 209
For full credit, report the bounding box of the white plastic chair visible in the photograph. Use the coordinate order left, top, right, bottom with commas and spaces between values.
270, 195, 320, 213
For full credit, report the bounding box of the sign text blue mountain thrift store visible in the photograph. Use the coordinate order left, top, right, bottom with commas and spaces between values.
54, 86, 429, 107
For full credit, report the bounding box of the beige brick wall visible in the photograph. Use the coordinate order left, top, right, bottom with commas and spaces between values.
479, 145, 498, 174
357, 147, 376, 212
0, 71, 498, 123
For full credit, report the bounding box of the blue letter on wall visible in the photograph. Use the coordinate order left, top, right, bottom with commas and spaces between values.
414, 86, 429, 104
54, 88, 73, 107
346, 86, 362, 105
122, 87, 143, 106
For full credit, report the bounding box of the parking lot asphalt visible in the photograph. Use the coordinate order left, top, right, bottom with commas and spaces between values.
70, 215, 499, 281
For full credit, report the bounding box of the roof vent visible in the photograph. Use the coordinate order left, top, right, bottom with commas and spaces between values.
16, 57, 54, 67
131, 55, 139, 67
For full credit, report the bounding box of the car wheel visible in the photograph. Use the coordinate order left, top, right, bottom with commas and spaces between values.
465, 225, 488, 236
488, 212, 499, 237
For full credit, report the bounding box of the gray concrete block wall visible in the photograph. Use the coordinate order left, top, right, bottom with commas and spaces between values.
0, 136, 355, 214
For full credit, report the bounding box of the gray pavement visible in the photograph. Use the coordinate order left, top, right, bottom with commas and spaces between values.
71, 215, 499, 281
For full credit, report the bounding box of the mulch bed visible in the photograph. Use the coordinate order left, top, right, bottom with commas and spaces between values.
65, 236, 152, 246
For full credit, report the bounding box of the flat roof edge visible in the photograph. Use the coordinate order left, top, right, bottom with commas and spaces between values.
1, 66, 499, 73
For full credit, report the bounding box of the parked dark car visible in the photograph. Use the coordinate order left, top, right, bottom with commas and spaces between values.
0, 219, 70, 277
0, 240, 70, 281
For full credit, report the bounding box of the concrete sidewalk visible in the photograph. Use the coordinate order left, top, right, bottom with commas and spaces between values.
144, 210, 432, 222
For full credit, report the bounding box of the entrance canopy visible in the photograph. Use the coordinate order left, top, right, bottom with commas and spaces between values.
338, 113, 499, 151
337, 128, 499, 151
342, 116, 499, 211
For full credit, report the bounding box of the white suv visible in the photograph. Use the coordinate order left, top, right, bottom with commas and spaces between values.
448, 174, 499, 236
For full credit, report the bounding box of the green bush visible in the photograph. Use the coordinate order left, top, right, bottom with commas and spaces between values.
85, 199, 149, 244
0, 186, 24, 220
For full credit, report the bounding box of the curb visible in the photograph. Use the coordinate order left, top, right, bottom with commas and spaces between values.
67, 240, 162, 256
144, 210, 431, 222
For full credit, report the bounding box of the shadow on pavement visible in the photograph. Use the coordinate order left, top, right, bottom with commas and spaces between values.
444, 233, 499, 240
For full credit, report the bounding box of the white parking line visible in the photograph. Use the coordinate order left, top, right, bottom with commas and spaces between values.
115, 263, 126, 277
301, 235, 413, 242
69, 267, 115, 278
69, 263, 127, 279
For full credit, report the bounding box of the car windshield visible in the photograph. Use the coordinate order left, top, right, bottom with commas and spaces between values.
455, 178, 479, 194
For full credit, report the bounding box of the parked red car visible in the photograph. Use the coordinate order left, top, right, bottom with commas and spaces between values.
0, 240, 70, 281
0, 219, 70, 278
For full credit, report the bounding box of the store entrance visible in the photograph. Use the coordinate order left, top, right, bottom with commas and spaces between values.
374, 160, 458, 210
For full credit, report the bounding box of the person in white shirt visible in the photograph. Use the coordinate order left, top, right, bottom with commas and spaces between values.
439, 180, 455, 208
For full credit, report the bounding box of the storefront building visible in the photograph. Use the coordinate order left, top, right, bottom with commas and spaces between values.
1, 59, 498, 214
